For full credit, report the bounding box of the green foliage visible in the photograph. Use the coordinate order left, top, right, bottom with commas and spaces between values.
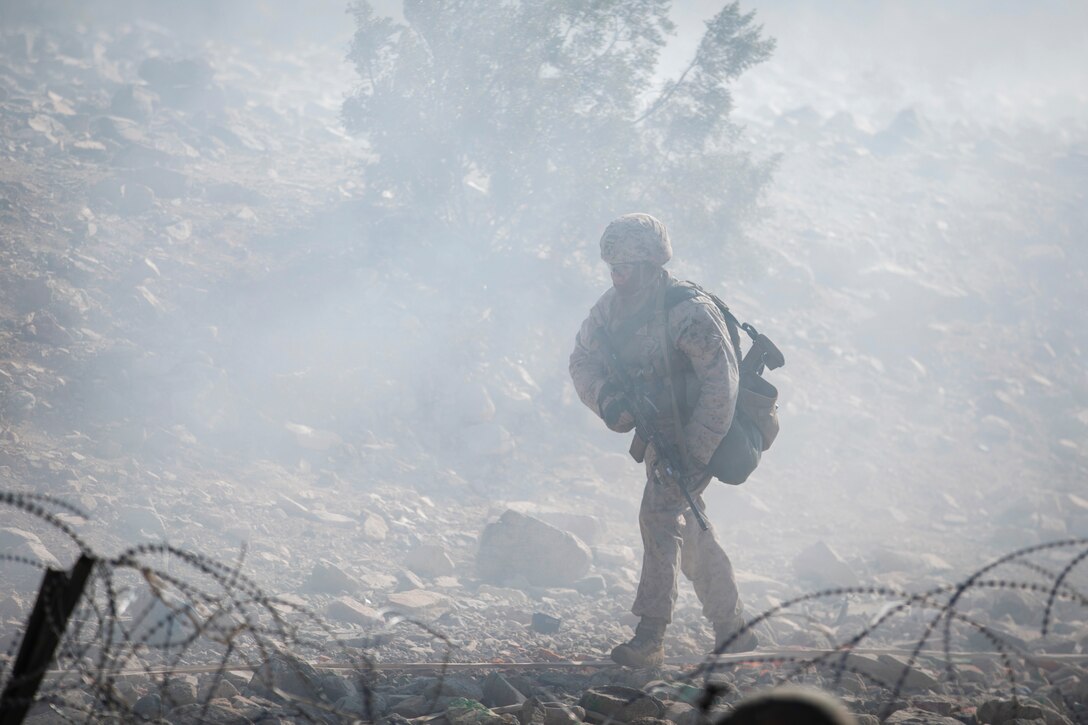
343, 0, 775, 260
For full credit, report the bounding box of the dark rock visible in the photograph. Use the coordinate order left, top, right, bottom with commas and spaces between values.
482, 672, 525, 708
519, 697, 547, 725
319, 672, 352, 703
302, 560, 359, 594
246, 650, 326, 705
427, 674, 485, 702
162, 678, 198, 708
579, 686, 665, 722
335, 692, 388, 720
530, 612, 561, 634
133, 693, 162, 719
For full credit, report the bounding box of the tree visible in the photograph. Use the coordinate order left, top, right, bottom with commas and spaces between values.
342, 0, 775, 262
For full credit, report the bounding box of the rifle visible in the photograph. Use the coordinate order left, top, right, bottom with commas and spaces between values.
597, 326, 709, 531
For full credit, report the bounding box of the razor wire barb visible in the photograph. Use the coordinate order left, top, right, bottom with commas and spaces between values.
690, 537, 1088, 722
0, 490, 419, 723
1, 489, 1087, 723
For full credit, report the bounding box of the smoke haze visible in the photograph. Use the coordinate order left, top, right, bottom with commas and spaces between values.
1, 0, 1085, 654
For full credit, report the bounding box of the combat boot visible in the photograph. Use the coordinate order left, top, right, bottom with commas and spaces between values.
611, 617, 666, 667
712, 619, 759, 654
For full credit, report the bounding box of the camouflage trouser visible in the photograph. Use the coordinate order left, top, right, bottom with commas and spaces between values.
630, 447, 743, 625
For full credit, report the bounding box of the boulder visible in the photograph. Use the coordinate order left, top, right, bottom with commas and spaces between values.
477, 510, 592, 587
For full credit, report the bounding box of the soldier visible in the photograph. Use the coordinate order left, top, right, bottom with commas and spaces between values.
569, 213, 757, 667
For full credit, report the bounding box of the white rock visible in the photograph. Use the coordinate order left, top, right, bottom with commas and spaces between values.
360, 512, 389, 542
385, 589, 450, 617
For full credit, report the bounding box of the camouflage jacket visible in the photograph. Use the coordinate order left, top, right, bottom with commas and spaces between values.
569, 271, 740, 468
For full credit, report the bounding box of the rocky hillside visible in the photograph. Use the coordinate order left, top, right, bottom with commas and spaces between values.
1, 3, 1086, 723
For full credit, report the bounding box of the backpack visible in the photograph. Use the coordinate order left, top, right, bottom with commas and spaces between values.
663, 281, 783, 485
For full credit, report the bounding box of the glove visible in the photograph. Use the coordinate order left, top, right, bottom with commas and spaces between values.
598, 382, 635, 433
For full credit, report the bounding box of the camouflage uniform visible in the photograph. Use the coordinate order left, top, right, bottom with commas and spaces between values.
569, 216, 746, 633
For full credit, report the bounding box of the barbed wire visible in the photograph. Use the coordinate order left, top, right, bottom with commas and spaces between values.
2, 490, 1086, 723
694, 538, 1088, 722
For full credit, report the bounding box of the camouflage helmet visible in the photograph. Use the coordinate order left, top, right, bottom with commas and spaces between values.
599, 213, 672, 266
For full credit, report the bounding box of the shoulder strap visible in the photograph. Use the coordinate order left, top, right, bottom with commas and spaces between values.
608, 280, 744, 365
657, 286, 700, 479
665, 281, 744, 363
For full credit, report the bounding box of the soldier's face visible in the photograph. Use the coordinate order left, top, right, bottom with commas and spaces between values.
610, 262, 647, 296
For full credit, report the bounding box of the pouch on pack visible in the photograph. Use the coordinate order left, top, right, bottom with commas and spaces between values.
663, 281, 784, 485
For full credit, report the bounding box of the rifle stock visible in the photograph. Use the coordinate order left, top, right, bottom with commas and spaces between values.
739, 323, 785, 375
